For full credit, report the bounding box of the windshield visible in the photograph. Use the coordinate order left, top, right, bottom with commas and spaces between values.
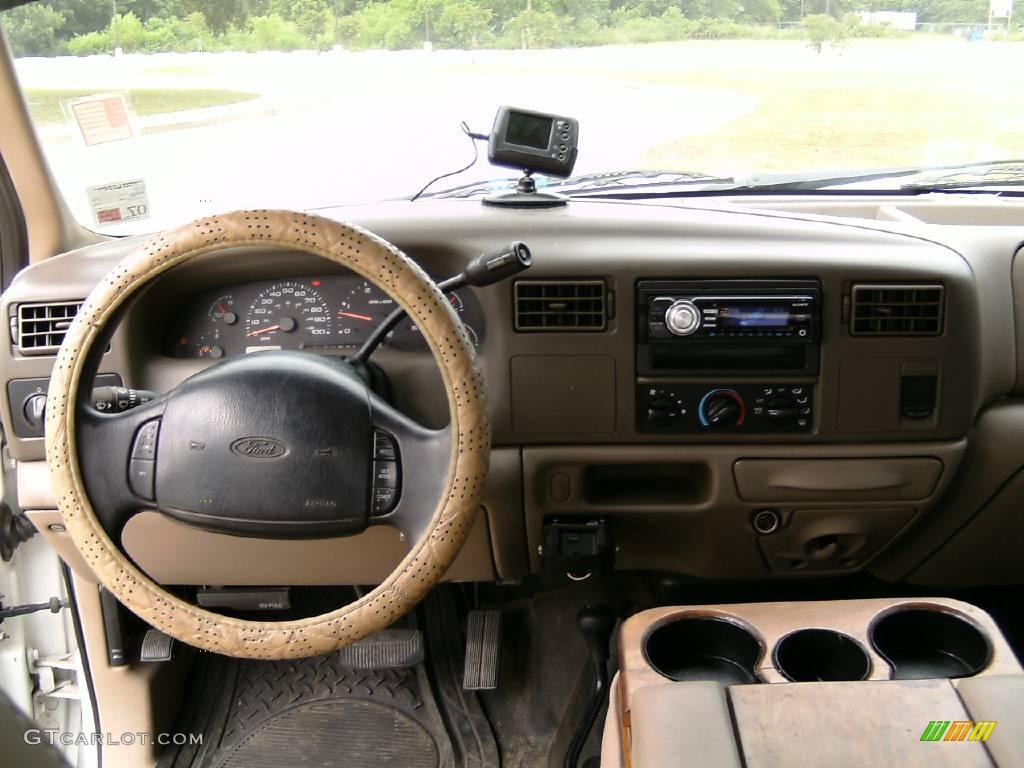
3, 0, 1024, 233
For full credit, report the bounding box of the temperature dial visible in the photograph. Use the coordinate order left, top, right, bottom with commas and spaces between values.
699, 389, 746, 428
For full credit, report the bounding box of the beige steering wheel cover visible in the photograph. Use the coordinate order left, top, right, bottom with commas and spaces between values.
46, 210, 489, 659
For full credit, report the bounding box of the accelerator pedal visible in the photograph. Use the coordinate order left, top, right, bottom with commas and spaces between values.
462, 609, 502, 690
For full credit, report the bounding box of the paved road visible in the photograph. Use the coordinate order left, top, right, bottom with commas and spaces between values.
16, 48, 756, 233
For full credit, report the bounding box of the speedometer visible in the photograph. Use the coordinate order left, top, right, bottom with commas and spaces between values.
244, 280, 332, 349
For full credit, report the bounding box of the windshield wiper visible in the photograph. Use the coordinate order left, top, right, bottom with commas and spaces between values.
419, 170, 733, 199
748, 158, 1024, 193
899, 160, 1024, 192
554, 170, 734, 193
419, 159, 1024, 202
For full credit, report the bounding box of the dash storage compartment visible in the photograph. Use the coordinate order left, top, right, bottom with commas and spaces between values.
643, 615, 763, 685
870, 606, 991, 680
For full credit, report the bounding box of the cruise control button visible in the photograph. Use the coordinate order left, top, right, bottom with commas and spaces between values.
373, 460, 399, 488
129, 459, 156, 500
131, 419, 160, 460
371, 486, 398, 515
373, 430, 397, 461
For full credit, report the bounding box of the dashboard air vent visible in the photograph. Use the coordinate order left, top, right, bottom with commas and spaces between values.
850, 284, 944, 336
514, 280, 607, 331
16, 301, 83, 353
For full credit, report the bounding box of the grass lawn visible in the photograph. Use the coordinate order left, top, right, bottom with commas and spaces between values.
628, 41, 1024, 174
24, 88, 258, 125
437, 38, 1024, 175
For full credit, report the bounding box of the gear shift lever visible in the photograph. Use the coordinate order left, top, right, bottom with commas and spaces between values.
564, 604, 617, 768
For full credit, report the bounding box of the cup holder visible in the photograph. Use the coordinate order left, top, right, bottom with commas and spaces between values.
773, 629, 871, 682
871, 608, 991, 680
644, 616, 762, 685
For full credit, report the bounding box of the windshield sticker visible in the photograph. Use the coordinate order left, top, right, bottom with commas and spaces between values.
87, 180, 150, 227
68, 94, 134, 146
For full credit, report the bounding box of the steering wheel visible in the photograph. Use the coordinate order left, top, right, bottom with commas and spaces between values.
45, 210, 490, 659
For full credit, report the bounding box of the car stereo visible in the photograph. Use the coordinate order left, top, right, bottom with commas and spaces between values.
488, 106, 579, 178
637, 279, 821, 376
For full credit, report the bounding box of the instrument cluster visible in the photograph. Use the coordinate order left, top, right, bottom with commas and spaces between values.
167, 275, 485, 358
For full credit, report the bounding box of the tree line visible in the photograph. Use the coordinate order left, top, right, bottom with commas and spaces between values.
2, 0, 1021, 56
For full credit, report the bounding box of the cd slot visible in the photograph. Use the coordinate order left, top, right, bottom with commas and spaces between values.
643, 342, 814, 375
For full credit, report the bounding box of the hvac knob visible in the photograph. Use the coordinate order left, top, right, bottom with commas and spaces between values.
700, 390, 745, 428
664, 299, 701, 336
765, 395, 800, 426
646, 397, 679, 427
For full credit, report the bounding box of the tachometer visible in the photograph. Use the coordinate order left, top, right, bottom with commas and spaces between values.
245, 280, 332, 348
334, 281, 398, 346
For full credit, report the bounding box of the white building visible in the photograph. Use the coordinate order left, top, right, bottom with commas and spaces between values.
858, 10, 918, 30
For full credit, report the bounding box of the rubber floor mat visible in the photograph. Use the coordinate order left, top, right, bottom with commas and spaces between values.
158, 651, 455, 768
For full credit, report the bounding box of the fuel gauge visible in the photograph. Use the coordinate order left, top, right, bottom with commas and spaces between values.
175, 329, 225, 359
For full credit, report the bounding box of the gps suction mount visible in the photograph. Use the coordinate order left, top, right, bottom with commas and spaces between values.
482, 170, 568, 209
480, 106, 579, 209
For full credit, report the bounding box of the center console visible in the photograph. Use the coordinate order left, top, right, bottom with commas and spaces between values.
636, 279, 820, 434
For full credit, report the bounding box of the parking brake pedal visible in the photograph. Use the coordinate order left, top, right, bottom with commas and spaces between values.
139, 628, 175, 663
462, 609, 502, 690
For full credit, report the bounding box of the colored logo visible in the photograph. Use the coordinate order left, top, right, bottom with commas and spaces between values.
229, 437, 287, 459
921, 721, 997, 742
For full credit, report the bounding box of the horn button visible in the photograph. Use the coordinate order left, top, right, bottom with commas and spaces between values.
154, 352, 373, 537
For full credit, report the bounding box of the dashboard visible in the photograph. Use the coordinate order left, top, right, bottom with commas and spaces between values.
4, 196, 1024, 590
166, 275, 485, 358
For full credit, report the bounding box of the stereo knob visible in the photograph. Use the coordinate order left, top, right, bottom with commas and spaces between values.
700, 389, 745, 428
664, 299, 701, 336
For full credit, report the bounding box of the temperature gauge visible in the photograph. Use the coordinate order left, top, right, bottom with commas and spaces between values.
209, 295, 238, 326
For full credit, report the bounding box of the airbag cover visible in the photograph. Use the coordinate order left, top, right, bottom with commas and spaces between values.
156, 351, 372, 536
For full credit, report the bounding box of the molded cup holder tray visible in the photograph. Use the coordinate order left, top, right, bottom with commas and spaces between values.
643, 616, 762, 685
773, 628, 870, 682
870, 607, 991, 680
620, 598, 1019, 701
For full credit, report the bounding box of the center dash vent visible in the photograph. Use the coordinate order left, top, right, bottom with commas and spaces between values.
850, 284, 944, 336
15, 300, 83, 353
514, 280, 607, 331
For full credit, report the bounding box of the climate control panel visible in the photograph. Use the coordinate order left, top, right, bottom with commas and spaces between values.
639, 383, 813, 434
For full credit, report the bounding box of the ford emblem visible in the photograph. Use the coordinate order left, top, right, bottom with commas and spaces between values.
230, 436, 288, 459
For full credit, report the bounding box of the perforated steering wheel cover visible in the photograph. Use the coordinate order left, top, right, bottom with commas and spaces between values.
46, 210, 489, 659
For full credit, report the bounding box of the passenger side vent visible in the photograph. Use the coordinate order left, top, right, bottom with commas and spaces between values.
15, 301, 83, 353
850, 284, 944, 336
514, 280, 607, 331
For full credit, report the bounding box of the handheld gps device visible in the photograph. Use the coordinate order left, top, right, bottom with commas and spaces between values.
488, 106, 579, 178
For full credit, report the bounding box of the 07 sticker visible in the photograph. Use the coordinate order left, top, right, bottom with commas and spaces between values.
87, 179, 150, 226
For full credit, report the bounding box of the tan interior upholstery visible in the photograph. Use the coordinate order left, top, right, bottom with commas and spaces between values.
628, 681, 742, 768
45, 210, 490, 659
956, 675, 1024, 767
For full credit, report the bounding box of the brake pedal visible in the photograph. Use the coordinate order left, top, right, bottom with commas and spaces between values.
337, 628, 424, 669
139, 628, 175, 663
462, 609, 501, 690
